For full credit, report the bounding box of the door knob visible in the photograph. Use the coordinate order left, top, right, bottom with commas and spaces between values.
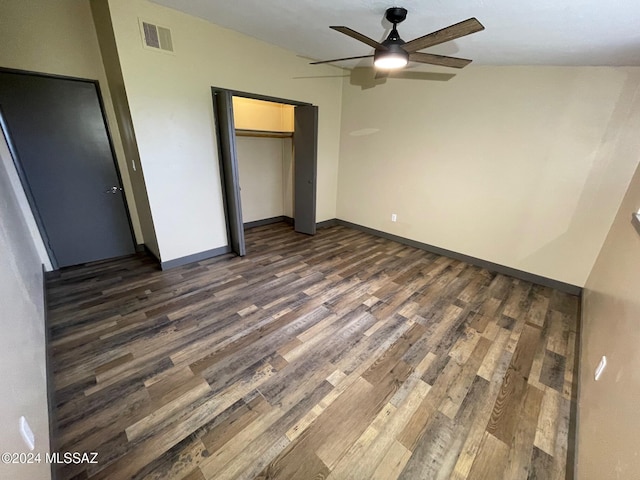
105, 186, 122, 194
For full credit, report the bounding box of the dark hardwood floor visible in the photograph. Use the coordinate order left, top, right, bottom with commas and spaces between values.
47, 223, 579, 479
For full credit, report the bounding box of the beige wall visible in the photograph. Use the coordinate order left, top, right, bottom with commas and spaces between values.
0, 0, 143, 247
338, 66, 640, 287
233, 97, 294, 132
90, 0, 159, 256
578, 161, 640, 478
106, 0, 342, 262
236, 136, 293, 223
0, 135, 50, 480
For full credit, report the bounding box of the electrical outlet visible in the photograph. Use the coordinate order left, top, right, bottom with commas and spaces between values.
391, 213, 397, 222
594, 355, 607, 381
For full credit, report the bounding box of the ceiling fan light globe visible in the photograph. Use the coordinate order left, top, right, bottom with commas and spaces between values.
374, 42, 409, 70
374, 54, 408, 69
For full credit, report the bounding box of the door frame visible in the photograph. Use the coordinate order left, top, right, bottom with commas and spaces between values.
0, 67, 136, 269
210, 86, 318, 255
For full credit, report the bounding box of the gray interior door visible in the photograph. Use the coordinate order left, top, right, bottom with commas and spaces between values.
294, 105, 318, 235
213, 90, 245, 256
0, 71, 135, 268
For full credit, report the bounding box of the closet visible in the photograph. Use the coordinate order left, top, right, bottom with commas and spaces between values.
232, 97, 294, 227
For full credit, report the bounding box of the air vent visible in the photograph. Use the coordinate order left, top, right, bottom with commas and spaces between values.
139, 19, 174, 53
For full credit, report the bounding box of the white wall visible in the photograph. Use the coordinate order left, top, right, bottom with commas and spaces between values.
107, 0, 343, 262
0, 129, 52, 270
237, 136, 293, 223
0, 136, 50, 480
338, 66, 640, 286
578, 160, 640, 478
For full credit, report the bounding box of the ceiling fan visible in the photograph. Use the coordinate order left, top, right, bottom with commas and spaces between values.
311, 7, 484, 77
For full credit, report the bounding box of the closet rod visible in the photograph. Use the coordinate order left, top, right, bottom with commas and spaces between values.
235, 129, 293, 139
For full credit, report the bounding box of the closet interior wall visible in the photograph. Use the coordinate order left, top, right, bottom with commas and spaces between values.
233, 97, 294, 225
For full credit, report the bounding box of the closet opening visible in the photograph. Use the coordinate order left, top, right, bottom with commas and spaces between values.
234, 97, 295, 230
211, 87, 318, 257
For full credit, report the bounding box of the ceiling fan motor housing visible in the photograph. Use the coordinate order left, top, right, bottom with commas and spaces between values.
376, 11, 408, 68
385, 7, 408, 24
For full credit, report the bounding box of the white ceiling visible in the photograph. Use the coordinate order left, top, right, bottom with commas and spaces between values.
150, 0, 640, 68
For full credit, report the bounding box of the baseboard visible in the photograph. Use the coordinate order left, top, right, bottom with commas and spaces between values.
244, 216, 333, 230
335, 219, 583, 296
160, 245, 231, 270
632, 213, 640, 237
42, 265, 58, 480
244, 216, 289, 229
316, 218, 339, 229
570, 299, 584, 479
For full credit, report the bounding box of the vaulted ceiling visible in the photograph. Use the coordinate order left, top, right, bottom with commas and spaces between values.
150, 0, 640, 68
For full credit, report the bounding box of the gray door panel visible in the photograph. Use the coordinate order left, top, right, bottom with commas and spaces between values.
294, 105, 318, 235
0, 72, 135, 267
213, 90, 245, 256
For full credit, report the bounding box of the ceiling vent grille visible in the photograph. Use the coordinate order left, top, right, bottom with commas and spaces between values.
139, 19, 174, 53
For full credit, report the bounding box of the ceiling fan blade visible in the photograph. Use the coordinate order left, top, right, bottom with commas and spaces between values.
402, 18, 485, 53
374, 70, 389, 79
330, 26, 387, 50
408, 52, 472, 68
310, 54, 374, 65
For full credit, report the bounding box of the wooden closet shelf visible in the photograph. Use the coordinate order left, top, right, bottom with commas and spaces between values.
235, 129, 293, 138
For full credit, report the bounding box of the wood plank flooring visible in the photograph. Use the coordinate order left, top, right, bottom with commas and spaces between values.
47, 223, 579, 480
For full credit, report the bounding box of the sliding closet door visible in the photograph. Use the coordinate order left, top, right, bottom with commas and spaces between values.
294, 105, 318, 235
213, 90, 245, 256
